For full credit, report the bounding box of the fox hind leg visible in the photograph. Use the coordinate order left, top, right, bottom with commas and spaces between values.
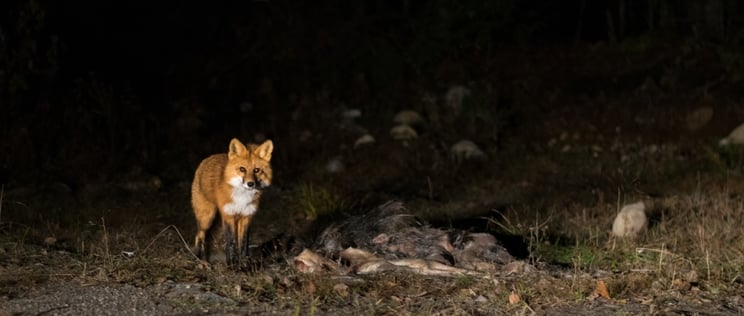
192, 201, 217, 260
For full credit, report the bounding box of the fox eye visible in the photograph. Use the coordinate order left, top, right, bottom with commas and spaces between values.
253, 168, 260, 174
239, 167, 247, 173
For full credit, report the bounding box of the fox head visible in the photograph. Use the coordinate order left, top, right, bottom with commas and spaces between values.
225, 138, 273, 190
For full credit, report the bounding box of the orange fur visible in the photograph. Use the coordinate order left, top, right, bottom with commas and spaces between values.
191, 138, 273, 266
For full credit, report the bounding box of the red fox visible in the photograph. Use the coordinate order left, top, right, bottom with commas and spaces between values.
191, 138, 273, 265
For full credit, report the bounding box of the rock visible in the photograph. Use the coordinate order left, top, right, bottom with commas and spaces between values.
339, 108, 367, 134
393, 110, 424, 126
325, 157, 345, 173
44, 237, 57, 247
719, 122, 744, 146
445, 85, 471, 114
450, 140, 486, 162
611, 201, 647, 238
354, 134, 375, 148
342, 109, 362, 119
685, 107, 713, 131
390, 124, 418, 140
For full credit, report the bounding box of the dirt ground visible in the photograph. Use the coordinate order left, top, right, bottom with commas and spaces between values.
3, 43, 744, 315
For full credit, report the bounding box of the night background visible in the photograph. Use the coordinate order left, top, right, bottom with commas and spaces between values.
4, 0, 743, 185
3, 1, 744, 314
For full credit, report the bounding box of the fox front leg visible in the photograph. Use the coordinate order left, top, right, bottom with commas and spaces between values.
236, 216, 252, 259
240, 228, 250, 258
223, 223, 239, 267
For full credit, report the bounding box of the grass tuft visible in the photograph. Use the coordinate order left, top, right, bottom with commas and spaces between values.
297, 183, 346, 220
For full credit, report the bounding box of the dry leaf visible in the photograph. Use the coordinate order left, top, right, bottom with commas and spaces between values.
333, 283, 349, 297
594, 280, 610, 300
508, 292, 520, 305
294, 249, 340, 273
638, 296, 654, 305
305, 281, 317, 295
672, 278, 692, 291
44, 236, 57, 246
502, 261, 527, 275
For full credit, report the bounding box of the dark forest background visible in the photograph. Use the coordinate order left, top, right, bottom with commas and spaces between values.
2, 0, 743, 188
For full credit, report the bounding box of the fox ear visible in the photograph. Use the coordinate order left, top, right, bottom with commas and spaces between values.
254, 140, 273, 161
228, 138, 248, 159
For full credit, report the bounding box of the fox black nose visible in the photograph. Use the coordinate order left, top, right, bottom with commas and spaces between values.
246, 181, 255, 188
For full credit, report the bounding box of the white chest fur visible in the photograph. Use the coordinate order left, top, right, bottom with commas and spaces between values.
223, 177, 258, 216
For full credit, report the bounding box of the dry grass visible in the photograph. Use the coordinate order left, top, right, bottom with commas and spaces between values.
3, 140, 744, 314
4, 51, 744, 312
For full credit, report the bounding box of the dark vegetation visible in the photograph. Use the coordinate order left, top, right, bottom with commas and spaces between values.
4, 0, 744, 186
